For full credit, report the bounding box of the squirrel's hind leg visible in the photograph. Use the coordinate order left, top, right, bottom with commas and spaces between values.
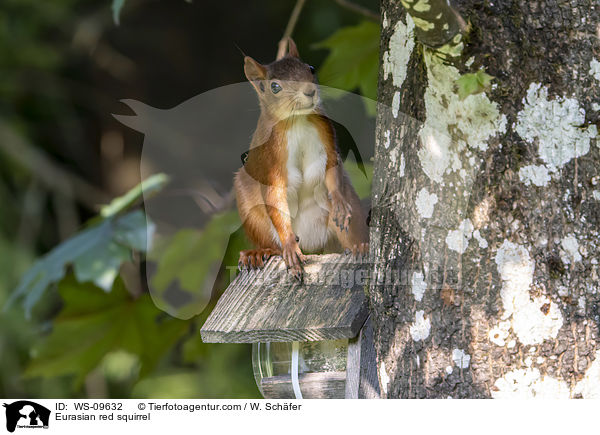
235, 168, 283, 270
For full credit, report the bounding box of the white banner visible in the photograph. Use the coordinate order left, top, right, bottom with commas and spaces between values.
0, 399, 593, 435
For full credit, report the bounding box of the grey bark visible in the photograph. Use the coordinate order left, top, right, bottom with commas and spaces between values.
370, 0, 600, 398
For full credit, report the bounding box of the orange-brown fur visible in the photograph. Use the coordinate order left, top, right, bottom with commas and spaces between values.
234, 38, 369, 278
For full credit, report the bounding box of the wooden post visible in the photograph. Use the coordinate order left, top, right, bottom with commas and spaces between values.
345, 316, 380, 399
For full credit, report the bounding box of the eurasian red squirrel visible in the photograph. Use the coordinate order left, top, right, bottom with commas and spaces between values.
234, 38, 369, 278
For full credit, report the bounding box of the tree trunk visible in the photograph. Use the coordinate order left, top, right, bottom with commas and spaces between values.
370, 0, 600, 398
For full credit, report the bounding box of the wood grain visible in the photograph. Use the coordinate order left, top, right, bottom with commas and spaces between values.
261, 371, 346, 399
200, 253, 370, 343
344, 316, 381, 399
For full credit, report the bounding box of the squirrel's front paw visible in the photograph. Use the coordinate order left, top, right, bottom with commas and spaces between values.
238, 248, 281, 270
282, 235, 306, 280
330, 190, 352, 232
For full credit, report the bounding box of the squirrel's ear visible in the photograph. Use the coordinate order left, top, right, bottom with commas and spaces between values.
287, 38, 300, 58
244, 56, 267, 82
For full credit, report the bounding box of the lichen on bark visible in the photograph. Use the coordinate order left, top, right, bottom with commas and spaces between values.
371, 0, 600, 398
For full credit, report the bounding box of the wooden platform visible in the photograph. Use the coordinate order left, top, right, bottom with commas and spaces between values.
200, 253, 370, 343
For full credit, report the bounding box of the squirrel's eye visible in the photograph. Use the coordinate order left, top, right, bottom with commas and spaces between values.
309, 65, 315, 74
271, 82, 282, 94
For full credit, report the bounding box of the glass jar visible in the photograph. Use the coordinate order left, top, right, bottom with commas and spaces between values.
252, 339, 348, 399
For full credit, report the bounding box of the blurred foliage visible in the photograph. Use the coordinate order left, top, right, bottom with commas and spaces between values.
7, 161, 372, 397
148, 211, 242, 320
24, 275, 188, 387
8, 208, 153, 316
2, 0, 379, 400
315, 21, 380, 115
0, 1, 70, 76
4, 176, 260, 398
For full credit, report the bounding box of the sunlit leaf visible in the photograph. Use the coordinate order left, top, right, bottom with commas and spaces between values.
101, 173, 169, 218
112, 0, 126, 25
73, 241, 130, 292
113, 209, 156, 251
456, 70, 494, 100
7, 210, 153, 316
7, 172, 169, 316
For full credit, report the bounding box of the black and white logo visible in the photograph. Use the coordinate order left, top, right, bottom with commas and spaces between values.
3, 401, 50, 433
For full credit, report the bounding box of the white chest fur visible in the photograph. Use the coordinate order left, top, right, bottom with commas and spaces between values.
285, 117, 330, 252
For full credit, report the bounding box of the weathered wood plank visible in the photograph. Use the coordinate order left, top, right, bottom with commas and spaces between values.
200, 254, 369, 343
357, 316, 381, 399
344, 316, 381, 399
344, 332, 361, 399
261, 371, 346, 399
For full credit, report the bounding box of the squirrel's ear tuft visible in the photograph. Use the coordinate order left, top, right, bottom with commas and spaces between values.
287, 38, 300, 59
244, 56, 267, 82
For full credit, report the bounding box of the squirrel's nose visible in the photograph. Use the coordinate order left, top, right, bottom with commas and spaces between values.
303, 89, 316, 97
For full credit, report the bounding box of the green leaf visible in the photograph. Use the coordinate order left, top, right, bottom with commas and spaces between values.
7, 210, 153, 316
456, 70, 494, 100
314, 21, 380, 115
113, 209, 155, 251
24, 275, 189, 386
8, 172, 168, 316
73, 241, 130, 292
112, 0, 126, 26
101, 173, 169, 218
148, 211, 240, 319
344, 161, 373, 200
